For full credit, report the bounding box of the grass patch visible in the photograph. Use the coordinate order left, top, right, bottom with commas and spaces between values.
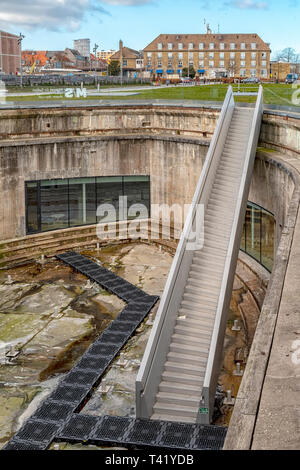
5, 83, 300, 107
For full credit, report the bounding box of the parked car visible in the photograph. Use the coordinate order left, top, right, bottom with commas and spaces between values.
241, 77, 259, 84
286, 73, 298, 84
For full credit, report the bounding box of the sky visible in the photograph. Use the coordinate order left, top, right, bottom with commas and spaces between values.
0, 0, 299, 58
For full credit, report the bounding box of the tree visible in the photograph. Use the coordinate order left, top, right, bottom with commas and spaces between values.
108, 60, 120, 76
272, 48, 300, 63
182, 66, 196, 78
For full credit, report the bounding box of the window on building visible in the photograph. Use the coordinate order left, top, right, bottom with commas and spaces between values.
168, 52, 173, 59
251, 52, 257, 59
241, 43, 246, 49
199, 60, 204, 67
262, 60, 267, 67
251, 60, 256, 67
241, 52, 245, 59
25, 176, 151, 234
199, 43, 204, 50
230, 43, 236, 50
220, 52, 224, 59
168, 43, 173, 50
230, 52, 235, 59
240, 202, 275, 272
178, 52, 183, 60
240, 69, 246, 77
220, 43, 225, 50
209, 52, 214, 59
188, 43, 194, 49
240, 60, 246, 67
251, 42, 257, 49
219, 60, 224, 67
250, 69, 257, 77
261, 69, 267, 78
209, 43, 214, 50
123, 59, 127, 66
199, 52, 204, 59
178, 43, 183, 50
157, 43, 163, 50
262, 52, 267, 59
209, 60, 214, 67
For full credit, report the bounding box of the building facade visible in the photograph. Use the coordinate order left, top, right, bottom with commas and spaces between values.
110, 41, 144, 77
96, 49, 116, 61
73, 38, 90, 58
0, 30, 20, 74
270, 61, 290, 81
143, 33, 271, 79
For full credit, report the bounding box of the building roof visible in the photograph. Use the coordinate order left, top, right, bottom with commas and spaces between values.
110, 46, 143, 60
143, 33, 271, 51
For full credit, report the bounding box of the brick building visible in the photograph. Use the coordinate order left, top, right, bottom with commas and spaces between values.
143, 32, 271, 80
0, 30, 20, 74
110, 41, 144, 77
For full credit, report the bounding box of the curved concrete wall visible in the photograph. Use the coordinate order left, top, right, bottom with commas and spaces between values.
0, 104, 299, 247
0, 135, 208, 239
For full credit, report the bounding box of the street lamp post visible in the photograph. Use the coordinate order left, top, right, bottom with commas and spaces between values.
93, 43, 99, 85
18, 33, 25, 87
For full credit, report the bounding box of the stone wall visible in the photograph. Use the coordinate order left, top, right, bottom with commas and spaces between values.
0, 135, 208, 239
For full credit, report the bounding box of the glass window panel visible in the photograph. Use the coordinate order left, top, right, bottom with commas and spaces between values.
261, 209, 275, 271
69, 178, 96, 227
40, 179, 69, 231
96, 176, 123, 223
123, 176, 150, 220
240, 223, 246, 252
245, 203, 261, 263
26, 182, 39, 233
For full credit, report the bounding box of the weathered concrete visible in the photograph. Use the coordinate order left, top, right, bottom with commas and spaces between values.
224, 148, 300, 450
0, 135, 208, 239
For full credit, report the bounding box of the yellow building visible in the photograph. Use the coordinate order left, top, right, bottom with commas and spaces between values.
270, 61, 291, 81
143, 32, 271, 79
96, 50, 116, 61
110, 41, 144, 77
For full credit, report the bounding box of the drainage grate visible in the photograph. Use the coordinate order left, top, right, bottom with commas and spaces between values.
91, 416, 133, 443
87, 342, 119, 357
34, 401, 75, 423
193, 425, 227, 450
158, 422, 196, 449
58, 414, 100, 442
15, 420, 61, 444
3, 439, 48, 450
49, 384, 88, 404
63, 369, 100, 387
126, 419, 165, 446
100, 329, 129, 345
74, 355, 111, 372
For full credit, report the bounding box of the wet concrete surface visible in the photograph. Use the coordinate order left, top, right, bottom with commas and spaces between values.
0, 242, 266, 449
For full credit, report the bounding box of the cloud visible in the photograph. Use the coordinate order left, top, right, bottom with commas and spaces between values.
101, 0, 153, 4
225, 0, 269, 8
0, 0, 108, 32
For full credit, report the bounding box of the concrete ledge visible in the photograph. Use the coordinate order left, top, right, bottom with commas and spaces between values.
224, 149, 300, 450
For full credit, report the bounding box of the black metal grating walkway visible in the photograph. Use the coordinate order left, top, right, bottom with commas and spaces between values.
3, 251, 227, 451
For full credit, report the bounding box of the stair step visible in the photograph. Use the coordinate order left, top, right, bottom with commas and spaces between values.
176, 317, 214, 332
167, 351, 208, 367
174, 324, 212, 340
169, 341, 209, 357
156, 392, 201, 406
151, 413, 195, 423
162, 369, 204, 387
178, 307, 215, 320
171, 333, 211, 349
165, 361, 206, 375
159, 380, 202, 395
152, 402, 198, 418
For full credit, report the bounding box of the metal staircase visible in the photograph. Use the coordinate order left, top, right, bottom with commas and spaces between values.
136, 86, 263, 424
